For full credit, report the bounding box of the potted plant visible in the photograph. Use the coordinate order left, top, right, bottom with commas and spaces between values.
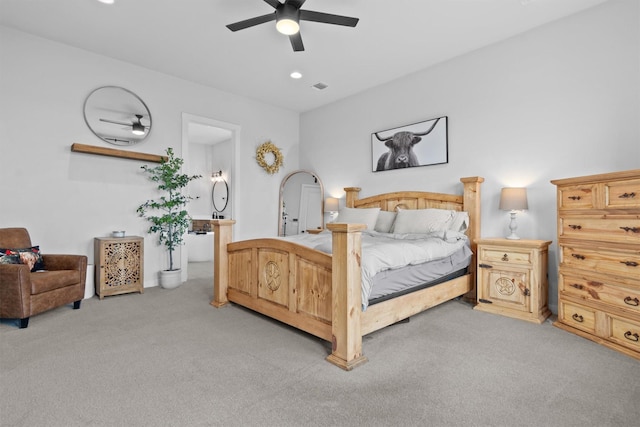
137, 147, 201, 289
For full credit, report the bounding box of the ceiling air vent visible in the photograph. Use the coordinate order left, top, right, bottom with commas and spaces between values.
312, 82, 328, 91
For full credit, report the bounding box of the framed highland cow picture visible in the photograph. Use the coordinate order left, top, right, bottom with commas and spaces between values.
371, 116, 448, 172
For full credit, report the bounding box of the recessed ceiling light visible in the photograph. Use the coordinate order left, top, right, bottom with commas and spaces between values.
290, 71, 302, 79
97, 0, 115, 4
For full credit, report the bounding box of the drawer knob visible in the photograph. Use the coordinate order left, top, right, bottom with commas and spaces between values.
619, 226, 639, 233
571, 254, 586, 260
572, 313, 584, 323
501, 254, 509, 262
620, 261, 639, 267
624, 331, 639, 342
568, 196, 581, 201
568, 224, 582, 230
624, 296, 640, 306
479, 263, 493, 269
619, 192, 636, 199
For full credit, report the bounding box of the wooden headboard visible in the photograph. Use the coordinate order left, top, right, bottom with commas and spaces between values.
344, 176, 483, 241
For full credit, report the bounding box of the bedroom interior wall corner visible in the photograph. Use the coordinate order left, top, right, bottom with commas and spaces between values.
298, 0, 640, 315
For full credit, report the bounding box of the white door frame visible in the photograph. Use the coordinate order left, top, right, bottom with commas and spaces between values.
181, 113, 240, 282
298, 183, 322, 233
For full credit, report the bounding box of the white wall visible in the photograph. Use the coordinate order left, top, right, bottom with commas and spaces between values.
299, 0, 640, 313
0, 26, 299, 288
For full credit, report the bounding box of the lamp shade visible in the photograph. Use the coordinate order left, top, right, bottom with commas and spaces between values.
324, 197, 339, 212
499, 187, 528, 211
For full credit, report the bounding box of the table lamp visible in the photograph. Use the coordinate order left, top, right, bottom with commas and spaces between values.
499, 187, 528, 240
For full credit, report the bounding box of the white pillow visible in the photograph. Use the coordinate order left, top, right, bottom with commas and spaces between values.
391, 208, 455, 234
334, 207, 381, 230
449, 211, 469, 232
374, 211, 397, 233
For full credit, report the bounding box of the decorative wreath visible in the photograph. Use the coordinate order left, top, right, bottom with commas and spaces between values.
256, 141, 284, 175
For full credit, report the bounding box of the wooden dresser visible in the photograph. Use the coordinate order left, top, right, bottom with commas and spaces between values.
551, 169, 640, 360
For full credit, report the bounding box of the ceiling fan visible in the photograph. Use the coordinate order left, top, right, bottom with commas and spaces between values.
100, 114, 147, 136
226, 0, 359, 52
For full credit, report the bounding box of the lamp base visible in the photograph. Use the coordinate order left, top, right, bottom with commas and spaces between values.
505, 211, 520, 240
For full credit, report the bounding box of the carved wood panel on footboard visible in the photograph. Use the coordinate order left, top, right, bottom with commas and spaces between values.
226, 239, 333, 341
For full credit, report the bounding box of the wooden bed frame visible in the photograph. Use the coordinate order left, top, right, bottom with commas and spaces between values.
211, 176, 483, 370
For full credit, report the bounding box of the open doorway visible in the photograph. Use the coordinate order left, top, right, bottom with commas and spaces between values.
181, 113, 239, 282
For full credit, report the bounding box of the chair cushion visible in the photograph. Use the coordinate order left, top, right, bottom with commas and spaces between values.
30, 270, 81, 294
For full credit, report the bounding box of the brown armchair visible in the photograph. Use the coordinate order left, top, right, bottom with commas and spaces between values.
0, 227, 87, 328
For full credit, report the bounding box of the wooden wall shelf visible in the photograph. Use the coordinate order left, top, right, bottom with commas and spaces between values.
71, 143, 167, 163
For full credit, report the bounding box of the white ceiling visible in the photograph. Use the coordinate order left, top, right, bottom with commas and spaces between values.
0, 0, 608, 113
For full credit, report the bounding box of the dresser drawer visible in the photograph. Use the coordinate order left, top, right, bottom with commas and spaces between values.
560, 273, 640, 314
559, 215, 640, 244
561, 245, 640, 279
557, 184, 596, 210
608, 315, 640, 352
560, 301, 596, 334
605, 178, 640, 209
478, 247, 533, 266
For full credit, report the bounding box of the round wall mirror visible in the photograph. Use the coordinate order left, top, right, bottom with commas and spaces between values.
212, 178, 229, 213
278, 170, 324, 236
83, 86, 152, 146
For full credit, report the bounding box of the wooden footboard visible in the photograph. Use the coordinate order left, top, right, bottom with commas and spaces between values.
212, 176, 483, 370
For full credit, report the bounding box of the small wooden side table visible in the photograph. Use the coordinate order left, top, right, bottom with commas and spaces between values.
475, 238, 551, 324
94, 236, 144, 299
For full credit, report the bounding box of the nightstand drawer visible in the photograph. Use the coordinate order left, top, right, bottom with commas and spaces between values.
558, 184, 596, 210
608, 315, 640, 352
605, 178, 640, 209
561, 245, 640, 279
479, 247, 532, 266
560, 273, 640, 314
559, 216, 640, 244
560, 301, 596, 334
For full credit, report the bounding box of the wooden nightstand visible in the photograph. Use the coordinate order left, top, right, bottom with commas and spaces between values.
475, 238, 552, 324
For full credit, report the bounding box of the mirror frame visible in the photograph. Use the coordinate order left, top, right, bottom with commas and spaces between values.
212, 178, 229, 213
278, 169, 324, 236
83, 86, 152, 146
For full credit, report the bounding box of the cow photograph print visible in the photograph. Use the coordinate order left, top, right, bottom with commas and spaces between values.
371, 116, 448, 172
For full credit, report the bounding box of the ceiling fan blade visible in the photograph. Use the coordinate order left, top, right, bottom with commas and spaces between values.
300, 10, 359, 27
263, 0, 282, 8
100, 118, 131, 126
289, 32, 304, 52
226, 13, 275, 32
285, 0, 307, 8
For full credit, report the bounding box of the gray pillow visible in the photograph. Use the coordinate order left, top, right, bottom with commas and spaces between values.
334, 207, 381, 230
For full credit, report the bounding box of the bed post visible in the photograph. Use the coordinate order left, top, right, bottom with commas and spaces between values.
460, 176, 484, 303
211, 219, 236, 308
344, 187, 361, 208
325, 222, 368, 370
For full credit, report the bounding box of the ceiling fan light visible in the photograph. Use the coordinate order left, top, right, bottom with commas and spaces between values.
276, 18, 299, 35
131, 123, 145, 135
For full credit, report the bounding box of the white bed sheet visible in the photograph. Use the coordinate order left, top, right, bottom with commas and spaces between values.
280, 229, 469, 309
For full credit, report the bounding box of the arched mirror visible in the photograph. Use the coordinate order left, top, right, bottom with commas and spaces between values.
278, 170, 324, 236
212, 177, 229, 216
83, 86, 152, 146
